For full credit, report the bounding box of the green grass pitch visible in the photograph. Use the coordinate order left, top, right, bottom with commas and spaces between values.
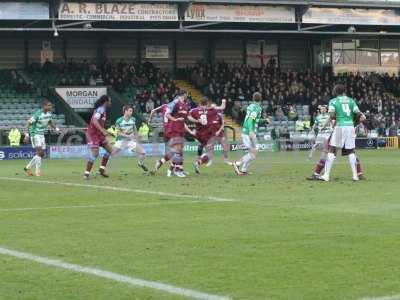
0, 149, 399, 300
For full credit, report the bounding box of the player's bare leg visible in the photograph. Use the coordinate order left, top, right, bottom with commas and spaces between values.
25, 147, 41, 176
234, 134, 257, 175
98, 143, 113, 178
307, 150, 327, 180
171, 142, 186, 177
194, 144, 213, 174
221, 137, 231, 165
25, 147, 44, 177
85, 147, 99, 179
308, 142, 319, 160
135, 144, 148, 172
356, 157, 366, 180
154, 140, 172, 173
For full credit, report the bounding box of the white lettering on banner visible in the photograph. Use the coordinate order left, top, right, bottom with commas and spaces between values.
185, 4, 295, 23
55, 87, 107, 110
145, 45, 169, 59
303, 7, 400, 25
50, 144, 165, 159
59, 2, 178, 21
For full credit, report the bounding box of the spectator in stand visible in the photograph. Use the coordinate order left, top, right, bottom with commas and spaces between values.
42, 59, 53, 72
146, 97, 155, 113
187, 62, 399, 132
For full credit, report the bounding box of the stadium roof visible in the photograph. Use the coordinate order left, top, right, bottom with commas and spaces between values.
52, 0, 400, 8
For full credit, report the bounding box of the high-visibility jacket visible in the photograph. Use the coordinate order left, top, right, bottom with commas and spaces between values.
107, 126, 118, 145
8, 128, 21, 146
138, 123, 149, 141
295, 120, 304, 132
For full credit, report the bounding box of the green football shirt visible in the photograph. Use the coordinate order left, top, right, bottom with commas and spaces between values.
115, 116, 136, 141
328, 96, 360, 127
314, 113, 332, 134
29, 109, 52, 136
242, 103, 262, 135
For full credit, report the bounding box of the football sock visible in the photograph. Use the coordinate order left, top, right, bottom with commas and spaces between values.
27, 155, 38, 169
323, 153, 336, 179
241, 153, 255, 173
356, 157, 363, 175
197, 145, 204, 157
314, 159, 326, 175
349, 153, 358, 179
100, 153, 110, 169
199, 154, 209, 165
85, 161, 94, 174
35, 156, 42, 174
138, 153, 146, 165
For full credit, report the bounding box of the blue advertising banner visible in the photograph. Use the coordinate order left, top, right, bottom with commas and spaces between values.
0, 147, 49, 160
49, 144, 165, 159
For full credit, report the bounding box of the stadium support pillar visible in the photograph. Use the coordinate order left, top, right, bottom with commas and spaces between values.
207, 38, 214, 64
137, 36, 142, 64
24, 39, 29, 68
243, 39, 247, 65
97, 38, 105, 65
62, 39, 67, 62
172, 39, 177, 77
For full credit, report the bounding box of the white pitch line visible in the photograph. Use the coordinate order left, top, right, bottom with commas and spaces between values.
0, 201, 201, 212
0, 177, 235, 202
359, 295, 400, 300
0, 246, 231, 300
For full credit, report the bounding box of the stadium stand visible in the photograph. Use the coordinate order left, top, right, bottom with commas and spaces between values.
0, 69, 73, 131
187, 62, 400, 137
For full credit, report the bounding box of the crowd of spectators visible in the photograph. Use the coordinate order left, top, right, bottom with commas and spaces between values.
30, 58, 184, 113
187, 62, 400, 135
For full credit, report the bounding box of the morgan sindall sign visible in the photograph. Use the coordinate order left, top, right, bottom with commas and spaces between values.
55, 87, 107, 111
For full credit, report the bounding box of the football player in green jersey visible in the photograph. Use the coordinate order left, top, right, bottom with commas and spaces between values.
112, 105, 148, 172
308, 105, 332, 160
24, 99, 60, 177
320, 84, 366, 182
233, 92, 262, 175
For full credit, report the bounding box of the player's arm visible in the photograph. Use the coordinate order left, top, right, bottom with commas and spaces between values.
148, 105, 164, 123
214, 98, 226, 111
215, 118, 225, 136
92, 112, 109, 137
352, 101, 366, 123
24, 116, 34, 143
114, 121, 128, 139
47, 120, 61, 133
248, 112, 258, 134
133, 124, 139, 140
187, 111, 200, 124
184, 123, 195, 136
320, 116, 331, 131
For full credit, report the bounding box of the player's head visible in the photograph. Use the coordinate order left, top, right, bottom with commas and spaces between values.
333, 84, 346, 97
178, 90, 188, 102
252, 92, 262, 103
41, 99, 52, 112
200, 97, 208, 106
94, 95, 111, 109
123, 105, 133, 118
320, 105, 327, 114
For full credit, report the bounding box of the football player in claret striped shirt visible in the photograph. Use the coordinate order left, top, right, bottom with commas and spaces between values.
24, 99, 60, 177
